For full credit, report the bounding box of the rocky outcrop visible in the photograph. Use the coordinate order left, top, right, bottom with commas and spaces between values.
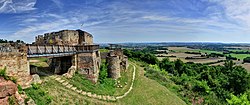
0, 77, 24, 105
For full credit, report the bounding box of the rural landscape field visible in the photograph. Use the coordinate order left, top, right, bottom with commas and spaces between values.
2, 0, 250, 105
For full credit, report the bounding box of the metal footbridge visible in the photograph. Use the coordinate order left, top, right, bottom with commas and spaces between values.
27, 44, 99, 58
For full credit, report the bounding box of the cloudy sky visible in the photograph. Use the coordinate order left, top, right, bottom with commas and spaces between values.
0, 0, 250, 43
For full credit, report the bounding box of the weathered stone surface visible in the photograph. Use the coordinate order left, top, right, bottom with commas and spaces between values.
106, 48, 129, 79
107, 56, 121, 79
35, 29, 93, 45
0, 52, 32, 88
32, 74, 42, 84
0, 96, 8, 105
71, 87, 77, 91
62, 82, 68, 86
0, 77, 25, 105
15, 91, 25, 105
63, 66, 76, 78
77, 51, 101, 83
81, 91, 86, 95
27, 98, 36, 105
0, 77, 18, 98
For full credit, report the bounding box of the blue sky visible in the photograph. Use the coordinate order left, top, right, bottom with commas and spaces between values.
1, 0, 250, 43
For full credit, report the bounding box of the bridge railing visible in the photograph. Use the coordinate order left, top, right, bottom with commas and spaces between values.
27, 44, 99, 56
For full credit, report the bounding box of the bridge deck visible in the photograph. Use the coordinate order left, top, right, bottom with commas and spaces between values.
27, 45, 99, 58
27, 44, 99, 58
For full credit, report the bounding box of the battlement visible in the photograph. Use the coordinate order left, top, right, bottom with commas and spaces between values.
34, 29, 93, 46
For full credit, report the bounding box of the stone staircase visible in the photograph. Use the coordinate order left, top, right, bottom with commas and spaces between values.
50, 64, 136, 101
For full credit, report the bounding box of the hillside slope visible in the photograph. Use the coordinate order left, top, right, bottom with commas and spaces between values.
116, 62, 186, 105
29, 61, 186, 105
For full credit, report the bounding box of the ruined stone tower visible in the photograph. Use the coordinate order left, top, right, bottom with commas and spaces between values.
107, 56, 121, 79
106, 44, 129, 79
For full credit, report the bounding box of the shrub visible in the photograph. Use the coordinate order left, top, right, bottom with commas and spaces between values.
243, 57, 250, 63
0, 67, 8, 79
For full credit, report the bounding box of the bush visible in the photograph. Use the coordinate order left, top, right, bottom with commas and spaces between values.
0, 67, 8, 79
243, 57, 250, 63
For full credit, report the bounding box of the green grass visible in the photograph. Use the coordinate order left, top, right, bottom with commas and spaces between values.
114, 65, 133, 96
172, 48, 222, 54
99, 49, 109, 53
24, 84, 52, 105
36, 77, 107, 105
194, 49, 223, 54
117, 62, 186, 105
226, 54, 250, 60
26, 60, 186, 105
29, 57, 49, 67
229, 49, 250, 52
64, 73, 116, 95
61, 64, 134, 96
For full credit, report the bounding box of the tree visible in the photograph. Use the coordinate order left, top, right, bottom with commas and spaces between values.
174, 59, 184, 75
243, 57, 250, 63
226, 93, 250, 105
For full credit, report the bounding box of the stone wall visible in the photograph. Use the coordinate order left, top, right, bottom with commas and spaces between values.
35, 29, 93, 45
78, 30, 93, 45
106, 49, 129, 79
0, 52, 32, 88
77, 51, 101, 83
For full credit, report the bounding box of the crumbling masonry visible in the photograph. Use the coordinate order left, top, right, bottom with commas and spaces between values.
106, 45, 129, 79
0, 29, 128, 88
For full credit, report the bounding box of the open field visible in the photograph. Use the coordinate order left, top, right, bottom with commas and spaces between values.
157, 47, 226, 63
168, 47, 222, 54
226, 54, 250, 60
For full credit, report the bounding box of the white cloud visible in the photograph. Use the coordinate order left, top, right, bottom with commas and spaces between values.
211, 0, 250, 27
50, 0, 63, 8
142, 15, 173, 21
0, 0, 36, 13
23, 18, 37, 22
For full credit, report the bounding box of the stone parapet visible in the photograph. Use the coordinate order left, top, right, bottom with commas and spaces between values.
0, 52, 32, 88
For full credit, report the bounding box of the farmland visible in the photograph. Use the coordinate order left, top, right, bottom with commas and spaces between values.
155, 46, 250, 71
157, 47, 225, 64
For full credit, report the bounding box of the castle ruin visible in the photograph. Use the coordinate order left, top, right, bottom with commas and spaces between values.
0, 29, 128, 88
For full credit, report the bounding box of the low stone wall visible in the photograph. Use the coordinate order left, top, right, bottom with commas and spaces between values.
0, 52, 32, 88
